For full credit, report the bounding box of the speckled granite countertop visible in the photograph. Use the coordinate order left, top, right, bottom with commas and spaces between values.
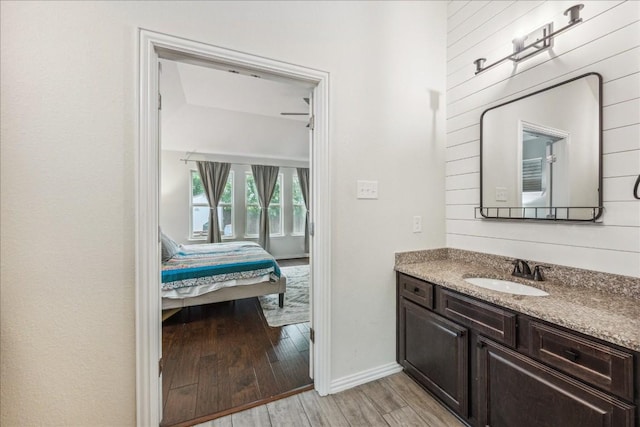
395, 249, 640, 352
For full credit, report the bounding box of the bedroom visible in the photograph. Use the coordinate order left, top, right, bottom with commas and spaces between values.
158, 58, 314, 425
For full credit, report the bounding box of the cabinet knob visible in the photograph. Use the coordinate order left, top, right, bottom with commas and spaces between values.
413, 287, 420, 293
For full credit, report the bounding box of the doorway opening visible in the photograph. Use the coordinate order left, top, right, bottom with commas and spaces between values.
159, 56, 314, 425
518, 120, 570, 219
136, 29, 331, 427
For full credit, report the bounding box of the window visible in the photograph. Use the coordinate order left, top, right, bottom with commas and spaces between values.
292, 175, 306, 235
190, 170, 234, 239
246, 172, 283, 237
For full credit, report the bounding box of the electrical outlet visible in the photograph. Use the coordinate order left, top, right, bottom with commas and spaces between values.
413, 216, 422, 233
495, 187, 508, 202
357, 180, 378, 199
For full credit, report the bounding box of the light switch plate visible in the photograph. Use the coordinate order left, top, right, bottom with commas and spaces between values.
357, 180, 378, 199
413, 216, 422, 233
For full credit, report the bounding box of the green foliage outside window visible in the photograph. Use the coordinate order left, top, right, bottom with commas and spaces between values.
292, 176, 304, 205
246, 175, 259, 207
192, 171, 204, 199
220, 177, 233, 204
292, 176, 306, 235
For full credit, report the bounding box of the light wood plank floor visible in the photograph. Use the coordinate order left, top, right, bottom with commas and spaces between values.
195, 372, 465, 427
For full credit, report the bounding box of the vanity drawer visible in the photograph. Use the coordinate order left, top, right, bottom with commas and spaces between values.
529, 321, 634, 401
399, 274, 433, 309
437, 289, 517, 347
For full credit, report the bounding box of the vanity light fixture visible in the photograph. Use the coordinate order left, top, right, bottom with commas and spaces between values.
473, 4, 584, 75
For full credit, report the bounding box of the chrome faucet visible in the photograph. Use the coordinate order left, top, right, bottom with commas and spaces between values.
511, 259, 550, 281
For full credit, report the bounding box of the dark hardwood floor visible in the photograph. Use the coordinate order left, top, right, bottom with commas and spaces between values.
162, 258, 311, 427
276, 257, 309, 267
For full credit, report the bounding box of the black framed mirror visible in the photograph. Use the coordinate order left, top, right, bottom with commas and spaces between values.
478, 73, 603, 222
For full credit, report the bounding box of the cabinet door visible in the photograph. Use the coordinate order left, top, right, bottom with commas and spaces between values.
400, 298, 468, 417
477, 337, 635, 427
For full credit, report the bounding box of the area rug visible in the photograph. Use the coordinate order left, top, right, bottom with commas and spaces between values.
259, 265, 309, 327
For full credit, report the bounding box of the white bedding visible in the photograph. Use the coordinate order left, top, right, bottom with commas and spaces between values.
162, 273, 272, 299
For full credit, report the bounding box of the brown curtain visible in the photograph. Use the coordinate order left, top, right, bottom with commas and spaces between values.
296, 168, 310, 253
251, 165, 280, 251
196, 161, 231, 243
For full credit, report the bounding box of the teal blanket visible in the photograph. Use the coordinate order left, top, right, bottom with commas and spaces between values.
161, 241, 281, 291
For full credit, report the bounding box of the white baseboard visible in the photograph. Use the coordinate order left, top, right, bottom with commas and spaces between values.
329, 362, 403, 394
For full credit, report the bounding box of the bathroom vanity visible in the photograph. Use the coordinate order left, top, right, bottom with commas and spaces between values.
395, 249, 640, 427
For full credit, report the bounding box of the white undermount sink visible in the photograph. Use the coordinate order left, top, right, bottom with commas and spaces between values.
464, 277, 549, 296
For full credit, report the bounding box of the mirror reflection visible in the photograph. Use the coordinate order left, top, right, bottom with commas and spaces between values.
480, 73, 602, 221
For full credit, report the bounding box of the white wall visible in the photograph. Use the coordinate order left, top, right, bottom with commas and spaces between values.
161, 150, 307, 259
0, 1, 446, 425
446, 1, 640, 277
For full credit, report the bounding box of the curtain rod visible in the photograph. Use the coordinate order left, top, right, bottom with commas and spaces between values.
179, 158, 253, 167
178, 158, 308, 168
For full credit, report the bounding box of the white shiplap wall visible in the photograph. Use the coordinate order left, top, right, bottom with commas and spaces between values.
445, 1, 640, 277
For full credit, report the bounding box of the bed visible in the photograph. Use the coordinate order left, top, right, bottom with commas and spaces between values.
161, 239, 286, 310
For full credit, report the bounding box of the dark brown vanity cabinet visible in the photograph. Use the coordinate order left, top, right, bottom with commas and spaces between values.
477, 337, 635, 427
399, 298, 469, 416
527, 320, 635, 401
396, 272, 638, 427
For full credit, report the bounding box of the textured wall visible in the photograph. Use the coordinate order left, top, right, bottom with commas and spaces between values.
445, 1, 640, 277
0, 1, 447, 424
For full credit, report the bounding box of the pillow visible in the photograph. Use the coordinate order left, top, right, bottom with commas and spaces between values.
161, 231, 180, 262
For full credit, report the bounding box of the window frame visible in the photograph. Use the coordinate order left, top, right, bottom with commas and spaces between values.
245, 171, 284, 238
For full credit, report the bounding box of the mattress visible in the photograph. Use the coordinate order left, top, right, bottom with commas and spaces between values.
161, 241, 281, 299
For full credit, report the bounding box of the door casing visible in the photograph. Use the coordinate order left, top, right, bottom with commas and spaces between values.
136, 28, 332, 427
